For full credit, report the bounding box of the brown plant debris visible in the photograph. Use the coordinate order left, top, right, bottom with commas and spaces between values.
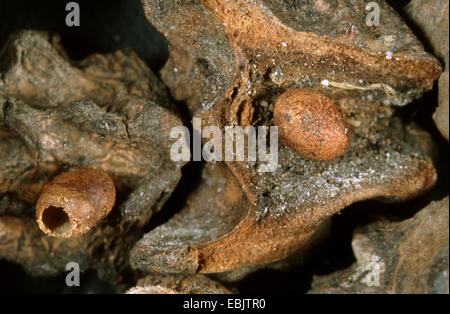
309, 197, 449, 294
0, 31, 186, 282
130, 0, 441, 275
126, 273, 232, 294
0, 1, 446, 293
405, 0, 449, 141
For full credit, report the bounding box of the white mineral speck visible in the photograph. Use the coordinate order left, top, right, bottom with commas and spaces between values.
281, 41, 287, 47
321, 79, 330, 86
386, 51, 393, 60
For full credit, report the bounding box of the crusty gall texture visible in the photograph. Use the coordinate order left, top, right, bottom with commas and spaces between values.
133, 0, 442, 275
309, 197, 449, 294
36, 168, 116, 238
126, 273, 232, 294
0, 31, 185, 281
406, 0, 449, 141
274, 89, 350, 160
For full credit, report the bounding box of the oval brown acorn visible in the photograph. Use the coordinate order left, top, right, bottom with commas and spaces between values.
274, 88, 351, 161
36, 168, 116, 238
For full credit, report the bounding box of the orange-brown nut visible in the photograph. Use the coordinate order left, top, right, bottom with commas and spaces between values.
273, 88, 351, 161
36, 168, 116, 238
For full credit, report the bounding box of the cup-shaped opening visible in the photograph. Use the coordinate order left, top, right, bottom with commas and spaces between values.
41, 206, 72, 236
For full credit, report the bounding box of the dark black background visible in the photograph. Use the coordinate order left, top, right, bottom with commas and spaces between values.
0, 0, 168, 72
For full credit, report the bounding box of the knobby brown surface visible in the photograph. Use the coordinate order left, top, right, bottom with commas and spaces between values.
0, 31, 186, 282
131, 0, 442, 275
405, 0, 449, 141
309, 197, 449, 294
0, 0, 447, 293
127, 273, 232, 294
